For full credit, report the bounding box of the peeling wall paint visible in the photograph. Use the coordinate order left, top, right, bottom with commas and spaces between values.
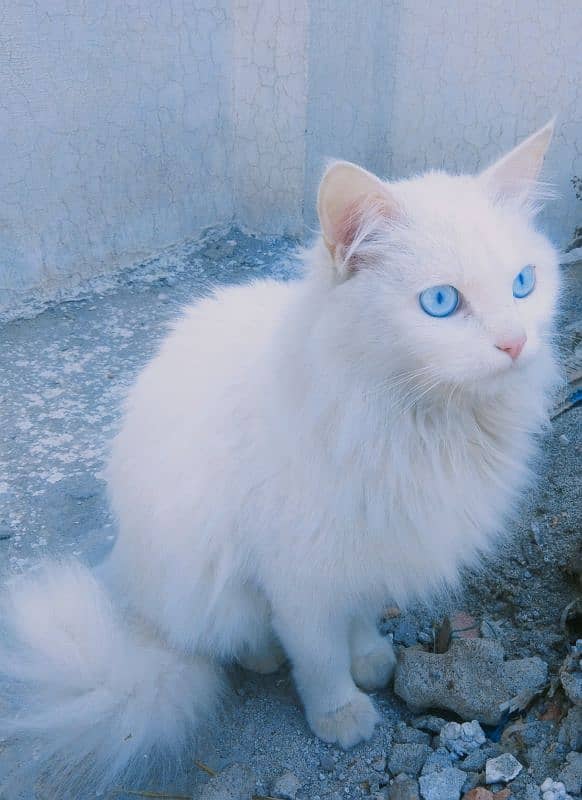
1, 1, 581, 311
387, 0, 582, 253
0, 0, 234, 309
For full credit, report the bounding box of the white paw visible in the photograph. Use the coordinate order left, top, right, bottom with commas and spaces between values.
238, 641, 286, 674
308, 691, 380, 749
351, 637, 396, 690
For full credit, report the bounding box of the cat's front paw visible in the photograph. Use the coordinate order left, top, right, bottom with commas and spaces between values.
351, 637, 396, 690
307, 691, 380, 749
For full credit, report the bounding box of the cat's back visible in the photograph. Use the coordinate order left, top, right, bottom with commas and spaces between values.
108, 278, 294, 508
131, 278, 292, 409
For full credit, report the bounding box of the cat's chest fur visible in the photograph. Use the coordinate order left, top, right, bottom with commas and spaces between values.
262, 384, 535, 607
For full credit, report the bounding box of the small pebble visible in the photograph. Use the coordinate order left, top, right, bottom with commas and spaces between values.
463, 789, 494, 800
485, 754, 523, 784
557, 751, 582, 795
272, 770, 301, 800
388, 743, 432, 777
389, 776, 420, 800
440, 721, 486, 756
450, 612, 480, 640
394, 620, 420, 646
394, 722, 432, 745
419, 766, 466, 800
559, 434, 570, 444
320, 754, 335, 772
413, 716, 448, 735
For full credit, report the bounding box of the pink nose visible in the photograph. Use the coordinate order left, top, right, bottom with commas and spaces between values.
495, 334, 527, 361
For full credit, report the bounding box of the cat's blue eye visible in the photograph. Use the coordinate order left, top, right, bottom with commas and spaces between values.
512, 265, 536, 299
419, 285, 459, 318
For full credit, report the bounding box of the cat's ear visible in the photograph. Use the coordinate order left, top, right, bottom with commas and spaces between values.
317, 161, 399, 275
479, 119, 555, 203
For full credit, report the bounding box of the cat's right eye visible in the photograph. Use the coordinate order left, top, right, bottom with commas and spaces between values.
419, 285, 459, 318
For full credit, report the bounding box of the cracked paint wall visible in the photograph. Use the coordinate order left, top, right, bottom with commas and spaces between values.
386, 0, 582, 253
1, 1, 581, 311
0, 0, 234, 311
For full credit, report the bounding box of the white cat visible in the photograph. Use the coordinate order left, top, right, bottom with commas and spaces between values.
0, 122, 561, 795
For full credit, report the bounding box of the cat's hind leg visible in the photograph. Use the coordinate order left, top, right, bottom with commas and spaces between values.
238, 627, 286, 674
232, 587, 286, 674
349, 615, 396, 691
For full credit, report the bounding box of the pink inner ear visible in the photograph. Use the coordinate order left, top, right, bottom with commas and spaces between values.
334, 193, 397, 251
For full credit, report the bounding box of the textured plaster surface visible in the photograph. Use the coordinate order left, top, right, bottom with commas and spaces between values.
1, 1, 581, 311
302, 0, 399, 233
233, 0, 309, 234
387, 0, 582, 247
0, 0, 234, 310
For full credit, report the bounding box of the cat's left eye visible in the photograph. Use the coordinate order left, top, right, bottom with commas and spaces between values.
512, 265, 536, 299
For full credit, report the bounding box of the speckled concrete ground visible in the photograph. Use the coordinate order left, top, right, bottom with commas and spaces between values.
0, 232, 580, 800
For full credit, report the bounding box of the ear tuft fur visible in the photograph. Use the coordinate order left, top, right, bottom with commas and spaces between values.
317, 161, 400, 278
480, 119, 555, 205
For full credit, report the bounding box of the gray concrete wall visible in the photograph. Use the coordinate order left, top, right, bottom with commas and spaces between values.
1, 1, 581, 312
0, 0, 234, 311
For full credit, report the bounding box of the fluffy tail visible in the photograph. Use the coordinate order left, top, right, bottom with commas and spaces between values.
0, 561, 223, 797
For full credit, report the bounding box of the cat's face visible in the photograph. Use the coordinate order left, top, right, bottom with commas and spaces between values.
317, 122, 559, 395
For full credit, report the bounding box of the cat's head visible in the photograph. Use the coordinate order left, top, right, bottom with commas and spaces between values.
315, 122, 560, 397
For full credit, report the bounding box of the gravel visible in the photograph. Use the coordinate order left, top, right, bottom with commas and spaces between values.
199, 763, 256, 800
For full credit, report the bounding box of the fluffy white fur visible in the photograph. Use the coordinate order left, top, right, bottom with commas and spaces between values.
0, 122, 561, 794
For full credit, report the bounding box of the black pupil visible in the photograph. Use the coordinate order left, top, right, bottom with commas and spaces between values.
437, 291, 444, 304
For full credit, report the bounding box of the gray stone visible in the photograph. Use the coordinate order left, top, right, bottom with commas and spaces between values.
421, 748, 455, 776
388, 743, 432, 777
418, 767, 466, 800
413, 716, 448, 734
389, 776, 421, 800
485, 754, 523, 784
560, 650, 582, 706
394, 722, 432, 745
459, 746, 502, 773
394, 620, 419, 646
558, 751, 582, 796
394, 640, 548, 725
200, 763, 256, 800
372, 756, 387, 772
439, 720, 486, 756
558, 707, 582, 752
540, 778, 569, 800
320, 754, 336, 772
272, 770, 301, 800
